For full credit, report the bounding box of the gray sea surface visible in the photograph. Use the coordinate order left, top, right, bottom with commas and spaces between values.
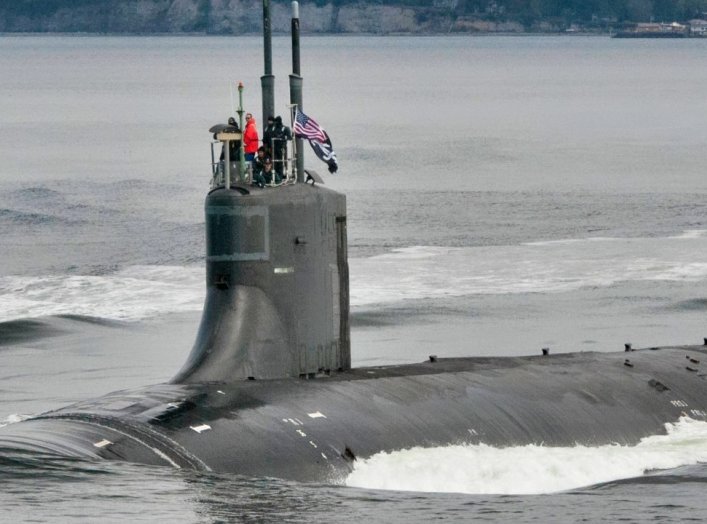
1, 35, 707, 522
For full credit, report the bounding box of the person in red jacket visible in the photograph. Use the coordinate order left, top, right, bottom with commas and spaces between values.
243, 113, 259, 162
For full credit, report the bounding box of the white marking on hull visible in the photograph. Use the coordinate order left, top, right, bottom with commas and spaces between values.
151, 448, 181, 469
190, 424, 212, 433
60, 418, 199, 470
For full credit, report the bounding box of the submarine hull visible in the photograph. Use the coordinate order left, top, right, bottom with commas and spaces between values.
3, 345, 706, 481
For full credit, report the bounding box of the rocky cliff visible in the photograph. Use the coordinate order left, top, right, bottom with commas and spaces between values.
0, 1, 526, 34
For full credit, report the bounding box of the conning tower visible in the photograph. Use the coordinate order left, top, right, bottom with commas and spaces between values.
174, 1, 349, 383
173, 182, 349, 382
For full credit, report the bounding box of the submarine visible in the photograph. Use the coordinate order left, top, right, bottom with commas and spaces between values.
2, 3, 707, 483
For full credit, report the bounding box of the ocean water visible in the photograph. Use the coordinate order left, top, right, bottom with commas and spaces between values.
1, 35, 707, 522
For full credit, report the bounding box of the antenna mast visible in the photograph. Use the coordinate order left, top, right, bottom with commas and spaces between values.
261, 0, 275, 125
289, 1, 305, 183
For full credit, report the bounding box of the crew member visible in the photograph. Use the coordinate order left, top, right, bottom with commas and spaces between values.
243, 113, 259, 162
217, 117, 241, 164
271, 115, 292, 179
262, 115, 275, 156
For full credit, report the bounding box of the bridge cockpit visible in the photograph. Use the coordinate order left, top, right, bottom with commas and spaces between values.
209, 124, 297, 191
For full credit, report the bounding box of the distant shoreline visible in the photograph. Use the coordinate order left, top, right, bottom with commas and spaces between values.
2, 29, 705, 38
0, 31, 621, 38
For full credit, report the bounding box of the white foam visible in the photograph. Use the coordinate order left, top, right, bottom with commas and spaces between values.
345, 417, 707, 495
1, 231, 707, 322
0, 265, 204, 323
0, 414, 31, 428
669, 229, 707, 239
524, 236, 625, 246
350, 232, 707, 306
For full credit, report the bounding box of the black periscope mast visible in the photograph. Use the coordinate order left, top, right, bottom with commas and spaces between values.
1, 2, 707, 482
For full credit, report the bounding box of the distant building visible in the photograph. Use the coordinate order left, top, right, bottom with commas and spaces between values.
612, 21, 688, 38
433, 0, 459, 9
635, 22, 687, 34
689, 19, 707, 36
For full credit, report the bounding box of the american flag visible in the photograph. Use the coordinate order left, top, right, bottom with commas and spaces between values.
293, 110, 328, 143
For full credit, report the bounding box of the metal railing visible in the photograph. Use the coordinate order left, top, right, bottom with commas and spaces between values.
210, 139, 297, 190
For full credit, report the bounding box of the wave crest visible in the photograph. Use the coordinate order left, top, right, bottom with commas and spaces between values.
345, 417, 707, 495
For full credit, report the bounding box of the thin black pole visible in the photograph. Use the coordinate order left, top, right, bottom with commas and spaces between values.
289, 1, 304, 183
261, 0, 274, 126
291, 2, 300, 76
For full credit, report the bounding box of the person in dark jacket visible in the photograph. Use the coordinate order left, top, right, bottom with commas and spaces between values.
262, 115, 275, 156
218, 117, 241, 163
252, 146, 267, 174
252, 157, 280, 188
262, 157, 281, 185
271, 115, 292, 178
252, 147, 274, 188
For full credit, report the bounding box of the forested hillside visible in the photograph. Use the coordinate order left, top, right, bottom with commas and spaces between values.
1, 0, 706, 34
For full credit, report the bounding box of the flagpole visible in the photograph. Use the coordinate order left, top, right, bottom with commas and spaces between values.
289, 1, 305, 183
237, 82, 246, 183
